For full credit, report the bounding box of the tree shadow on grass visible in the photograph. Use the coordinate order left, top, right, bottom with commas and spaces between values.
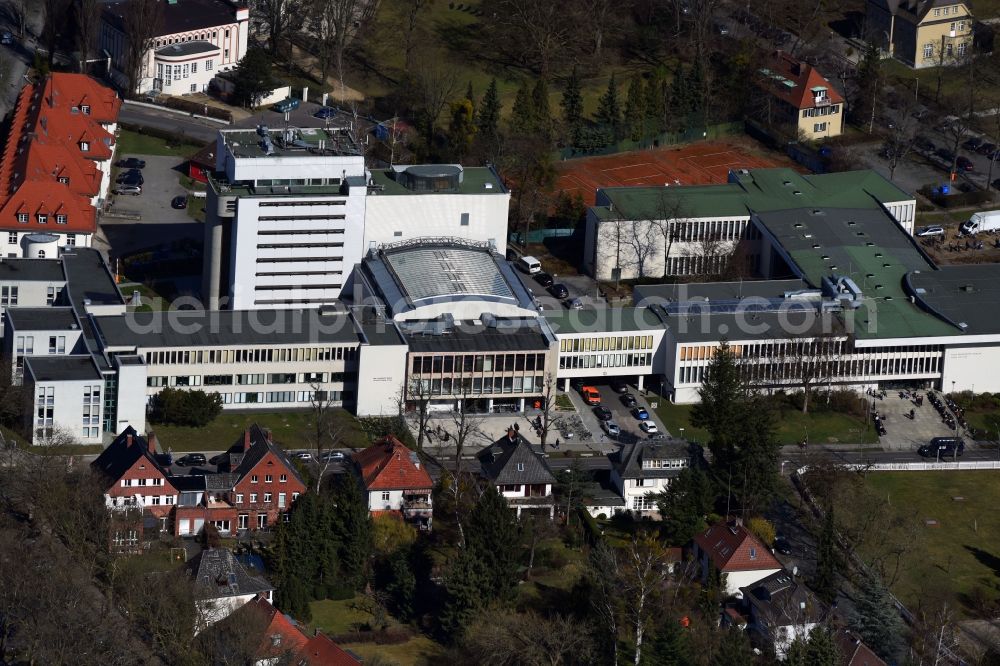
964, 545, 1000, 578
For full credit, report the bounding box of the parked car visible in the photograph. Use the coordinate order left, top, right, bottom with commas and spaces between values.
116, 157, 146, 169
918, 437, 964, 459
113, 184, 142, 196
914, 135, 934, 152
962, 136, 983, 151
639, 420, 659, 433
935, 147, 955, 162
176, 453, 207, 466
610, 380, 629, 393
273, 97, 300, 112
581, 385, 601, 405
319, 450, 345, 462
956, 155, 975, 172
155, 452, 174, 466
620, 392, 638, 408
548, 283, 569, 299
291, 451, 313, 460
565, 297, 584, 310
603, 421, 621, 436
313, 106, 337, 119
117, 169, 144, 185
916, 225, 945, 237
171, 195, 188, 209
593, 405, 614, 421
976, 142, 997, 156
631, 407, 650, 420
209, 453, 226, 465
533, 272, 554, 287
0, 32, 13, 45
774, 534, 792, 555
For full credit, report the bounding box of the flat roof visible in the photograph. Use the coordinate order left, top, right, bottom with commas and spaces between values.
592, 168, 913, 221
220, 126, 361, 159
909, 264, 1000, 335
24, 354, 100, 382
94, 310, 362, 348
664, 308, 836, 343
103, 0, 242, 36
5, 307, 78, 331
402, 318, 551, 353
155, 40, 219, 57
755, 207, 956, 340
368, 166, 505, 195
0, 257, 66, 282
543, 307, 665, 335
634, 279, 811, 304
356, 315, 407, 346
61, 248, 125, 310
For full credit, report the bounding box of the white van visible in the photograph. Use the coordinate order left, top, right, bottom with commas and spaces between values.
960, 210, 1000, 235
516, 255, 541, 274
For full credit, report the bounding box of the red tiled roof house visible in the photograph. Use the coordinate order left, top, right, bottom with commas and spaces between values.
692, 519, 783, 596
351, 436, 433, 530
755, 51, 845, 141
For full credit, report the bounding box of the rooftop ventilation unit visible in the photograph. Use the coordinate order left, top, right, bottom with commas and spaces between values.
821, 274, 864, 309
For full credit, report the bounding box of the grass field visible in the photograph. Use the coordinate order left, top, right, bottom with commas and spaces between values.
116, 130, 200, 159
655, 401, 877, 446
150, 409, 369, 453
309, 597, 374, 635
864, 471, 1000, 613
310, 598, 445, 665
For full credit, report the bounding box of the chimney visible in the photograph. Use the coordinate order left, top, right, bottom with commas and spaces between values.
126, 434, 133, 448
243, 429, 251, 452
147, 432, 158, 453
265, 429, 272, 443
507, 427, 516, 442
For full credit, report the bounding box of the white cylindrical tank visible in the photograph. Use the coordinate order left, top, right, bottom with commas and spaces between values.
24, 233, 59, 259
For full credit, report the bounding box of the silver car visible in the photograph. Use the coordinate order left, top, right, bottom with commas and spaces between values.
916, 225, 944, 237
114, 184, 142, 196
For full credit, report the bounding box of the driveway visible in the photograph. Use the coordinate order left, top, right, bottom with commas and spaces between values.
99, 155, 203, 259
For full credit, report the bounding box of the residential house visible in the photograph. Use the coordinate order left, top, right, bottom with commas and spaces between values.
693, 520, 783, 596
91, 427, 177, 546
755, 51, 845, 141
351, 435, 433, 530
834, 629, 888, 666
477, 429, 556, 518
298, 633, 363, 665
609, 438, 691, 516
188, 547, 274, 629
101, 0, 250, 95
867, 0, 973, 68
737, 571, 828, 659
217, 425, 307, 532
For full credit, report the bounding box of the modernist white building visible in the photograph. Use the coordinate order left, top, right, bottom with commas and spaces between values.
584, 169, 916, 281
203, 126, 510, 311
101, 0, 250, 95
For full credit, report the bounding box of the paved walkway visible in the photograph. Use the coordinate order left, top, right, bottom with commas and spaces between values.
875, 390, 960, 451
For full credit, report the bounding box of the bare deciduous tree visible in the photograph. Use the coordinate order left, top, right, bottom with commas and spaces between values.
121, 0, 164, 98
74, 0, 101, 73
309, 0, 376, 88
307, 382, 348, 493
257, 0, 304, 59
463, 610, 597, 664
400, 376, 433, 452
9, 0, 29, 39
622, 218, 659, 280
535, 372, 559, 451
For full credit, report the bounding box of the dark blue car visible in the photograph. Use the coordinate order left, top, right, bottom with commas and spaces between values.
631, 407, 649, 420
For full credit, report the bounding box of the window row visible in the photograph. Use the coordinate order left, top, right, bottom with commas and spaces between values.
14, 213, 69, 225
803, 105, 839, 118
666, 254, 730, 276
669, 218, 748, 242
256, 194, 343, 203
560, 335, 654, 354
227, 390, 351, 404
412, 375, 546, 396
121, 478, 165, 487
144, 345, 356, 365
558, 353, 653, 370
411, 352, 546, 374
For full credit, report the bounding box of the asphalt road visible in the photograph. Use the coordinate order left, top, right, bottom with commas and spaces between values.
119, 104, 222, 143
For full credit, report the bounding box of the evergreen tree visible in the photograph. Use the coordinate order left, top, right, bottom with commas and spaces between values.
714, 627, 754, 666
439, 549, 485, 639
385, 548, 417, 622
465, 81, 476, 115
691, 342, 745, 468
688, 59, 705, 125
643, 73, 667, 135
560, 67, 584, 144
645, 617, 693, 665
509, 81, 534, 135
465, 485, 520, 602
669, 67, 690, 131
849, 570, 906, 662
625, 75, 646, 141
531, 78, 553, 140
656, 465, 714, 545
448, 98, 477, 162
812, 509, 839, 604
804, 627, 842, 666
855, 40, 882, 125
330, 476, 373, 592
595, 73, 621, 139
477, 78, 502, 140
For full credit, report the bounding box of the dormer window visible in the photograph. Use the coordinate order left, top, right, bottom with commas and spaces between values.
16, 213, 28, 224
37, 214, 47, 224
80, 105, 90, 115
517, 463, 524, 471
79, 141, 89, 151
749, 547, 757, 560
55, 214, 67, 225
58, 176, 68, 185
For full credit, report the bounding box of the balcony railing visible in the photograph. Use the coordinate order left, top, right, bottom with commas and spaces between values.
402, 496, 432, 515
814, 97, 831, 107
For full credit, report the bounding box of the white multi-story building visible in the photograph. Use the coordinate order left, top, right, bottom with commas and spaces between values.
203, 126, 510, 310
101, 0, 249, 95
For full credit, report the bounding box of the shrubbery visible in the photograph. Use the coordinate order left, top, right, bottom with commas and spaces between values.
148, 387, 223, 427
773, 390, 867, 417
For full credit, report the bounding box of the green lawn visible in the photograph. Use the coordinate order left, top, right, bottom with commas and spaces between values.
655, 401, 876, 446
309, 597, 374, 635
340, 636, 445, 666
116, 129, 200, 159
864, 472, 1000, 613
149, 408, 369, 453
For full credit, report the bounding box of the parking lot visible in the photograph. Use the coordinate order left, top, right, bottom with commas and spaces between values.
564, 381, 668, 450
514, 265, 606, 312
98, 155, 204, 259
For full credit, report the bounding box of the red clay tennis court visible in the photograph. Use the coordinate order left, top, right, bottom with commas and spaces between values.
556, 140, 793, 205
